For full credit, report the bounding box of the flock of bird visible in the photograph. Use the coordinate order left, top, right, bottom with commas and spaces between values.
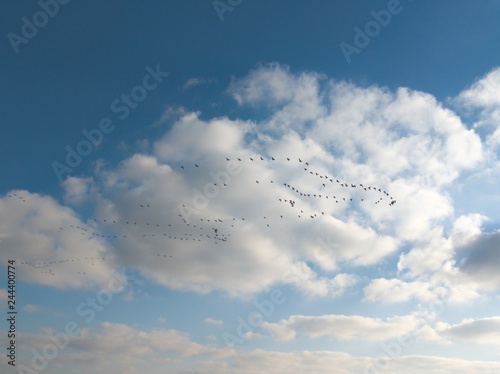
6, 156, 396, 277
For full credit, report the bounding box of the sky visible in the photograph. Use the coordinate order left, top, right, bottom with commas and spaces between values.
1, 1, 500, 373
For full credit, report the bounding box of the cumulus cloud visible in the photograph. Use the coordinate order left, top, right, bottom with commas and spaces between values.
7, 316, 500, 374
4, 63, 497, 306
181, 350, 500, 374
437, 316, 500, 345
261, 313, 427, 342
62, 177, 95, 205
5, 62, 500, 374
0, 191, 119, 290
15, 322, 232, 374
455, 67, 500, 128
460, 231, 500, 289
363, 278, 435, 303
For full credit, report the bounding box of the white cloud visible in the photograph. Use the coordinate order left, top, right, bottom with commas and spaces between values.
363, 278, 435, 303
0, 191, 118, 290
460, 231, 500, 290
455, 67, 500, 128
23, 322, 231, 359
15, 322, 233, 374
9, 316, 500, 374
182, 350, 500, 374
183, 77, 216, 90
62, 177, 94, 205
204, 317, 224, 326
437, 317, 500, 345
4, 63, 498, 306
262, 313, 425, 342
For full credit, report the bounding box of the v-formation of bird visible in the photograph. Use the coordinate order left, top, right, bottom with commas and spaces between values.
7, 156, 396, 277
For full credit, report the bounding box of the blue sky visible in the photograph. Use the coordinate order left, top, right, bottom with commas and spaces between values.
2, 1, 500, 373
